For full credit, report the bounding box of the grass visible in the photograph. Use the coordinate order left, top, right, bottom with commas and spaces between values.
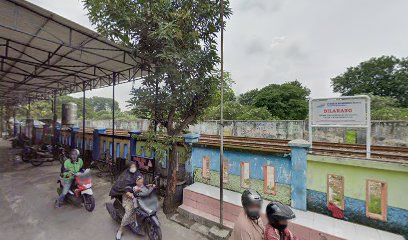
345, 130, 357, 144
368, 195, 382, 214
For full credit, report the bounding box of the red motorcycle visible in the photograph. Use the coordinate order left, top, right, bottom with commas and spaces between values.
57, 169, 95, 212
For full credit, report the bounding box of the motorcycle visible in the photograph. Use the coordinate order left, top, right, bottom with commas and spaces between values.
57, 168, 95, 212
27, 144, 67, 166
10, 134, 30, 149
106, 176, 162, 240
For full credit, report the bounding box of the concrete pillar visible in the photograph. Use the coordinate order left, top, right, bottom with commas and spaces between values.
70, 126, 80, 149
55, 126, 61, 144
183, 133, 200, 184
33, 124, 40, 144
92, 128, 106, 161
42, 124, 49, 144
289, 139, 310, 211
129, 130, 142, 157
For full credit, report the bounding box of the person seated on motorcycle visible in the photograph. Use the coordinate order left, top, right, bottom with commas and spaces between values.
55, 148, 83, 208
133, 175, 156, 196
265, 202, 297, 240
230, 189, 265, 240
109, 160, 142, 240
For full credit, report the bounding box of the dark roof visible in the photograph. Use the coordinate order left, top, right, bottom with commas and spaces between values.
0, 0, 148, 105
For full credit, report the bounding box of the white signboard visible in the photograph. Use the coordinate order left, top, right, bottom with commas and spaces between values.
311, 98, 368, 126
309, 95, 371, 158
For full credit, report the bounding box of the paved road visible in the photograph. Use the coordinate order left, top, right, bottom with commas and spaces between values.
0, 140, 205, 240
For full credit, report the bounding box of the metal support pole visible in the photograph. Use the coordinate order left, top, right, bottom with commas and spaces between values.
52, 92, 57, 145
308, 98, 313, 151
366, 96, 371, 158
112, 72, 116, 180
28, 97, 31, 143
27, 97, 31, 120
82, 81, 86, 157
219, 0, 225, 228
13, 109, 16, 137
1, 105, 3, 138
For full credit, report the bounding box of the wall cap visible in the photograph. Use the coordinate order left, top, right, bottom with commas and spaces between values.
94, 128, 106, 131
288, 139, 311, 148
70, 126, 80, 132
129, 130, 143, 135
183, 133, 200, 143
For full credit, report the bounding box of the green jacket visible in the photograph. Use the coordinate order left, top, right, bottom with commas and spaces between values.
62, 158, 84, 180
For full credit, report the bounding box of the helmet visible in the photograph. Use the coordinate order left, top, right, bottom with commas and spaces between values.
266, 202, 295, 223
241, 189, 263, 220
70, 148, 80, 161
136, 175, 143, 181
70, 148, 80, 156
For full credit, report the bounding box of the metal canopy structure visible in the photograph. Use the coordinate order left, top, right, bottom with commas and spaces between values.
0, 0, 148, 105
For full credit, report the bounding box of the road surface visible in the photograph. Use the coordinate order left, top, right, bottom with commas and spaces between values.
0, 140, 205, 240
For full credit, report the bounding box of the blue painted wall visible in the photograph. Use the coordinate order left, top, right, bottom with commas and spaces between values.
191, 146, 292, 184
307, 190, 408, 238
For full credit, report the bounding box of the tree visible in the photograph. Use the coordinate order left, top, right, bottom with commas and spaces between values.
210, 71, 236, 107
13, 96, 122, 121
331, 56, 408, 107
370, 95, 400, 110
238, 89, 259, 106
89, 96, 120, 112
251, 81, 310, 120
370, 95, 408, 120
84, 0, 232, 213
203, 101, 274, 120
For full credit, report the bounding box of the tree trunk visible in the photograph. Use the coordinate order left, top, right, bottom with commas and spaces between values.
163, 141, 179, 214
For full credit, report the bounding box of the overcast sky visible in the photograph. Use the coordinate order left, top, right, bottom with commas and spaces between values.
28, 0, 408, 110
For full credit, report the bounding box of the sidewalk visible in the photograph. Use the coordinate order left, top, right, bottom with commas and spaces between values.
179, 182, 404, 240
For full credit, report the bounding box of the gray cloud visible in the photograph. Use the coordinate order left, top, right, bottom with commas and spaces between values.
238, 0, 284, 13
28, 0, 408, 108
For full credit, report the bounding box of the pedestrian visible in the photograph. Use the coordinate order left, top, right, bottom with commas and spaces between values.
230, 189, 265, 240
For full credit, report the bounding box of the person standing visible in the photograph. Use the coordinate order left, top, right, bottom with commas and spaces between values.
230, 189, 265, 240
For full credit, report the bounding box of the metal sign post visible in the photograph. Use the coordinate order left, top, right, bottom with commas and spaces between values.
309, 95, 371, 158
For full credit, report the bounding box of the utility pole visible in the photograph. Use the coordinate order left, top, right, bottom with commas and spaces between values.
219, 0, 225, 228
82, 82, 86, 158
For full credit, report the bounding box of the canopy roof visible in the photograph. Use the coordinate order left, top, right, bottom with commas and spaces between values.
0, 0, 148, 105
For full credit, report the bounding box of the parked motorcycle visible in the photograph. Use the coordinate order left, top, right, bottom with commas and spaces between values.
27, 144, 67, 166
57, 168, 95, 212
10, 134, 30, 149
106, 176, 162, 240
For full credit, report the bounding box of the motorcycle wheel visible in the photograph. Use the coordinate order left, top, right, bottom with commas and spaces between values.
21, 152, 31, 162
30, 155, 44, 167
83, 194, 95, 212
31, 160, 44, 166
146, 224, 162, 240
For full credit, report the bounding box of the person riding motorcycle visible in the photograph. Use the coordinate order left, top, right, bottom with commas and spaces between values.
109, 160, 142, 240
230, 189, 265, 240
55, 148, 83, 208
265, 202, 297, 240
